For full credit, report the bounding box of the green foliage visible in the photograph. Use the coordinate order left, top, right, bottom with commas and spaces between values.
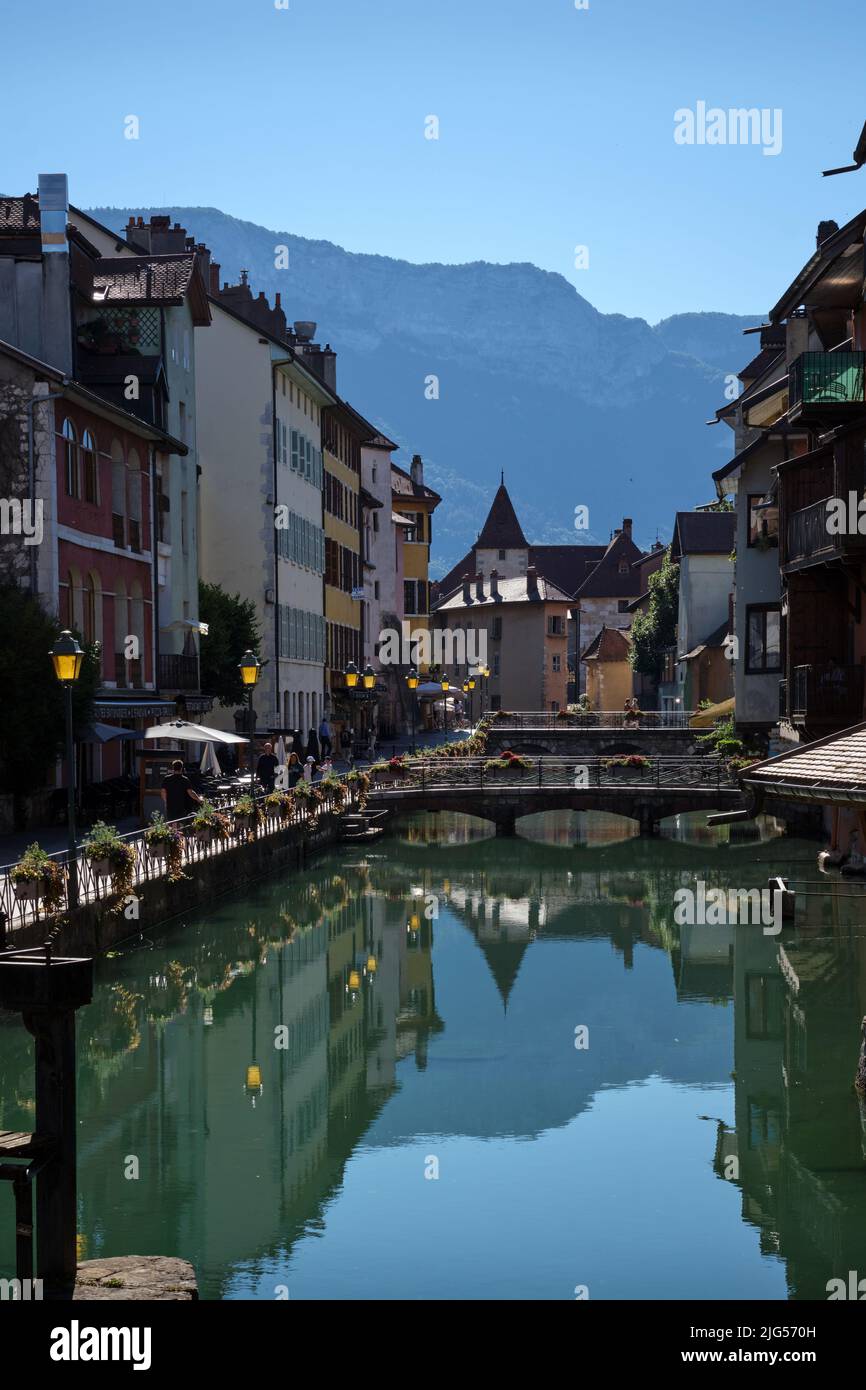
198, 581, 261, 707
629, 548, 679, 680
0, 586, 99, 801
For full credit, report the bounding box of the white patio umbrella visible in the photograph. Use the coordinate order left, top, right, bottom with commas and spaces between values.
274, 736, 287, 763
199, 742, 223, 776
143, 719, 247, 745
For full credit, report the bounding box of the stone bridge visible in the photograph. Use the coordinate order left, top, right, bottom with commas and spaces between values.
367, 756, 744, 836
483, 712, 702, 759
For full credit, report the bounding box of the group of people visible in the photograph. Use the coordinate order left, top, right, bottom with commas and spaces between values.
254, 719, 369, 793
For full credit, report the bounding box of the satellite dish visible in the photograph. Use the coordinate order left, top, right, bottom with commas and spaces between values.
823, 118, 866, 176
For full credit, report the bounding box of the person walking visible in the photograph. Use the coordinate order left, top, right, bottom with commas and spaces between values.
306, 728, 321, 763
256, 741, 279, 793
286, 751, 302, 788
340, 725, 354, 768
319, 714, 333, 758
303, 755, 316, 784
161, 759, 203, 822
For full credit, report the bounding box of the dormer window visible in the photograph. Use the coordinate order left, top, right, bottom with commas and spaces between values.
618, 560, 629, 574
498, 549, 506, 560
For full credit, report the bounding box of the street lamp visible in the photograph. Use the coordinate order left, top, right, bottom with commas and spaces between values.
239, 650, 261, 797
476, 664, 490, 714
405, 667, 419, 754
50, 630, 83, 908
362, 663, 376, 691
463, 674, 476, 725
344, 661, 360, 690
440, 675, 450, 737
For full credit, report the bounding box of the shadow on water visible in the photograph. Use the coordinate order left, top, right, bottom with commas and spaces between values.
1, 809, 864, 1300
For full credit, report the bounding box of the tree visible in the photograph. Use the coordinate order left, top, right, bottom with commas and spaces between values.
629, 547, 680, 681
0, 586, 100, 816
198, 581, 262, 707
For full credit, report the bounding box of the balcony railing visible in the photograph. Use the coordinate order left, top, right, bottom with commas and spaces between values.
789, 351, 866, 419
785, 497, 837, 567
791, 663, 864, 725
158, 653, 199, 691
111, 512, 125, 549
114, 653, 143, 689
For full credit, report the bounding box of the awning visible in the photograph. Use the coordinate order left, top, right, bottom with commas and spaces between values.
689, 698, 735, 728
79, 721, 141, 743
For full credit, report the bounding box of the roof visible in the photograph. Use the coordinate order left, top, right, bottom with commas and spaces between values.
390, 460, 441, 504
435, 573, 572, 611
529, 543, 606, 597
475, 481, 528, 549
573, 529, 645, 598
681, 619, 730, 661
742, 720, 866, 803
670, 511, 736, 560
769, 209, 866, 324
0, 194, 40, 235
580, 626, 631, 662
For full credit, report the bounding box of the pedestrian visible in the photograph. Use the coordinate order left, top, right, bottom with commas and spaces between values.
303, 755, 315, 784
306, 727, 321, 762
161, 758, 203, 823
256, 741, 278, 793
286, 751, 302, 788
319, 714, 333, 757
340, 725, 354, 768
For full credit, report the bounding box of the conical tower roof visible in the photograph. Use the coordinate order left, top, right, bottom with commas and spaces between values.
476, 475, 528, 550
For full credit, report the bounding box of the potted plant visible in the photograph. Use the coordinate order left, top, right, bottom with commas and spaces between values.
82, 820, 136, 901
10, 842, 66, 911
192, 800, 230, 843
264, 790, 293, 819
144, 812, 186, 880
484, 751, 533, 775
233, 794, 262, 834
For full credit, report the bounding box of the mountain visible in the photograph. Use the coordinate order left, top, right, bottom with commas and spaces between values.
85, 206, 758, 577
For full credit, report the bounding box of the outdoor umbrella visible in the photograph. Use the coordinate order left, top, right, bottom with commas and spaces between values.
199, 743, 223, 776
143, 719, 247, 745
274, 736, 287, 763
80, 722, 140, 743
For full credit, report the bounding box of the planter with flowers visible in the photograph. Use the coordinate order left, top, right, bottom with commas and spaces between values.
82, 821, 136, 903
370, 757, 410, 787
145, 813, 186, 880
10, 843, 66, 912
192, 800, 231, 844
603, 754, 652, 781
484, 751, 534, 778
264, 790, 293, 820
232, 794, 264, 836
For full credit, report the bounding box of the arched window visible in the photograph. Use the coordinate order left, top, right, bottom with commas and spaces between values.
67, 566, 83, 633
111, 441, 126, 547
82, 572, 99, 646
127, 450, 142, 551
130, 580, 144, 687
62, 419, 79, 498
81, 429, 98, 504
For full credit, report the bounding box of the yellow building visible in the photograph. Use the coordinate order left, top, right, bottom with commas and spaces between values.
323, 402, 365, 711
391, 455, 441, 664
581, 625, 634, 711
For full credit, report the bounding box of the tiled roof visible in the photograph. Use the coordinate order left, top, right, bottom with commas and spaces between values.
574, 530, 645, 598
681, 619, 729, 660
743, 721, 866, 795
670, 511, 736, 559
390, 461, 441, 503
530, 543, 606, 597
435, 573, 572, 611
476, 482, 528, 549
0, 194, 40, 234
91, 254, 198, 304
581, 626, 631, 662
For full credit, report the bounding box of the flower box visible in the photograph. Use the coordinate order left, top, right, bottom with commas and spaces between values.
194, 826, 216, 845
13, 877, 48, 903
88, 856, 114, 878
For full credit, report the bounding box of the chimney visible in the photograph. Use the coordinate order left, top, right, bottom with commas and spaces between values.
410, 454, 424, 488
490, 568, 500, 599
475, 573, 485, 601
209, 261, 221, 295
817, 219, 839, 248
462, 573, 471, 604
194, 241, 211, 290
622, 517, 633, 539
294, 320, 317, 343
526, 564, 538, 597
37, 173, 72, 374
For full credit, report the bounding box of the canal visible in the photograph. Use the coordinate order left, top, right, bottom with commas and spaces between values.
1, 810, 865, 1300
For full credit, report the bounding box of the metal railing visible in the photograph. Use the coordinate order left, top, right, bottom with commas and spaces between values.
158, 653, 200, 691
789, 351, 866, 412
785, 497, 836, 566
0, 778, 361, 937
485, 710, 696, 729
370, 755, 733, 794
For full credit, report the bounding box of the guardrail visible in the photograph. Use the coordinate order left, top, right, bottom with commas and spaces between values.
485, 711, 696, 730
370, 756, 732, 793
0, 778, 359, 938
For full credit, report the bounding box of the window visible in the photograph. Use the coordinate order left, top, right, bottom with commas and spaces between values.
748, 494, 779, 548
491, 616, 502, 641
374, 581, 380, 599
746, 604, 781, 674
111, 443, 126, 546
493, 653, 501, 676
403, 579, 427, 614
617, 599, 630, 613
498, 549, 506, 560
547, 615, 565, 636
552, 653, 562, 672
80, 429, 98, 503
181, 491, 189, 556
179, 401, 186, 443
404, 512, 423, 543
618, 560, 629, 574
127, 452, 142, 552
62, 419, 79, 497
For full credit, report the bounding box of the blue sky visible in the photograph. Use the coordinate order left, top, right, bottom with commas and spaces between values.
5, 0, 866, 322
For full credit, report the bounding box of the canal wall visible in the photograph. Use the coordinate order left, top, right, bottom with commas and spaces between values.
8, 812, 346, 956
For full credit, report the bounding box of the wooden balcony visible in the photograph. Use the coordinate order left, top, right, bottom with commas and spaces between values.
791, 663, 864, 729
788, 351, 866, 423
785, 495, 866, 570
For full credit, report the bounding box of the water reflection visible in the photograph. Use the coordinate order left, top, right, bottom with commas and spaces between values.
0, 810, 864, 1300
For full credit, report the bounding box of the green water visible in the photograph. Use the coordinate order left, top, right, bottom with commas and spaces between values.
2, 810, 865, 1301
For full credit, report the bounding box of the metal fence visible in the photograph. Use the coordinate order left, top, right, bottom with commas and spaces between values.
0, 779, 360, 938
371, 756, 733, 793
485, 710, 696, 730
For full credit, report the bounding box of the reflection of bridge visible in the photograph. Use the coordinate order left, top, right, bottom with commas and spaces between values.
367, 757, 744, 835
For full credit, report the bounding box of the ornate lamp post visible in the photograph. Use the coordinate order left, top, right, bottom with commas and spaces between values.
405, 666, 419, 754
476, 664, 490, 714
50, 631, 83, 908
464, 673, 476, 725
238, 650, 261, 796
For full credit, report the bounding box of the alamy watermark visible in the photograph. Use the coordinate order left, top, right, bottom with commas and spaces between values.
0, 497, 43, 545
674, 881, 782, 936
378, 620, 487, 669
674, 103, 782, 157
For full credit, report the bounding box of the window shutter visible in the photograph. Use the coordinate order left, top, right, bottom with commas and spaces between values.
291, 430, 299, 471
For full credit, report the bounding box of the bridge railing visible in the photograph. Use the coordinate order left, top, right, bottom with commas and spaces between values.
374, 756, 733, 793
485, 711, 696, 730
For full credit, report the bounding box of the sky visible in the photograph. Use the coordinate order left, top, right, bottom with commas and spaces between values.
5, 0, 866, 323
